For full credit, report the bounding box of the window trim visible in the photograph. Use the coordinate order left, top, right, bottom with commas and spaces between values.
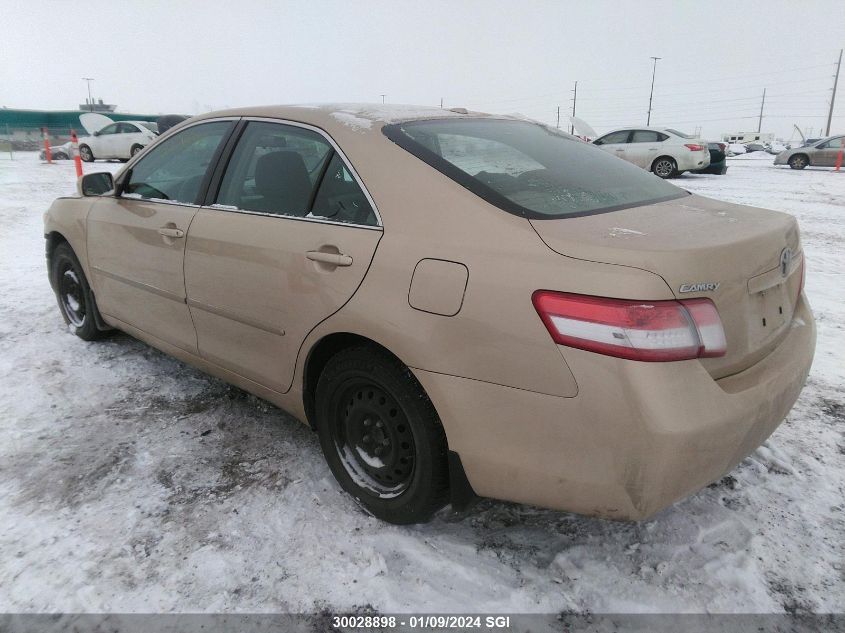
204, 116, 383, 231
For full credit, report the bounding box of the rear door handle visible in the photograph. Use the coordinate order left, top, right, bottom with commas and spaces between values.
306, 251, 353, 266
158, 227, 184, 238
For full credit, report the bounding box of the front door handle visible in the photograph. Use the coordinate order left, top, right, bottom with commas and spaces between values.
306, 251, 353, 266
158, 227, 184, 238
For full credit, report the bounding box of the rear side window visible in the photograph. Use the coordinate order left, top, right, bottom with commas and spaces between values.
125, 120, 231, 204
631, 130, 662, 143
216, 121, 377, 226
310, 153, 377, 226
383, 119, 685, 219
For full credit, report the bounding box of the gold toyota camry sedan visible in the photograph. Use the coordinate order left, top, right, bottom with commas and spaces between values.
44, 105, 815, 524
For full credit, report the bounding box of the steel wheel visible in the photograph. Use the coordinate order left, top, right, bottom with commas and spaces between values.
331, 380, 416, 497
50, 242, 106, 341
315, 346, 450, 523
653, 158, 676, 179
59, 265, 86, 327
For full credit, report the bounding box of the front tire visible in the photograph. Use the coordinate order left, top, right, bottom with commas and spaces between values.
652, 156, 677, 179
788, 154, 808, 170
79, 144, 94, 162
315, 346, 449, 524
51, 243, 104, 341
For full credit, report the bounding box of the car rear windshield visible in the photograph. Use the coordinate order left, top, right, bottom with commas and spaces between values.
382, 118, 687, 219
665, 128, 695, 139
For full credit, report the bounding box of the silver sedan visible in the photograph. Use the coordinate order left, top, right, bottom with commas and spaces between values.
775, 135, 844, 169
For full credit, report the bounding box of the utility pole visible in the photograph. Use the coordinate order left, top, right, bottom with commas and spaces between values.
380, 94, 386, 104
826, 48, 842, 136
646, 57, 661, 125
82, 77, 94, 111
440, 97, 443, 109
556, 106, 560, 129
757, 88, 766, 133
570, 81, 577, 134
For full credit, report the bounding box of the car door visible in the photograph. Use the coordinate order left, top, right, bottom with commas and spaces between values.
815, 137, 844, 166
93, 122, 120, 158
116, 122, 144, 158
184, 119, 382, 393
86, 119, 235, 353
626, 130, 664, 168
593, 130, 632, 162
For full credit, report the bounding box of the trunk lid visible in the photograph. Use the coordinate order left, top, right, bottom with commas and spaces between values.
530, 194, 803, 378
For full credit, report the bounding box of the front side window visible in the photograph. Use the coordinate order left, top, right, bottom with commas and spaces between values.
594, 130, 630, 145
216, 121, 377, 226
118, 123, 140, 133
383, 118, 686, 219
820, 137, 843, 149
124, 120, 231, 204
98, 123, 119, 136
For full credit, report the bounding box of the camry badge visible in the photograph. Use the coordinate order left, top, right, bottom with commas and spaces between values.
679, 282, 720, 293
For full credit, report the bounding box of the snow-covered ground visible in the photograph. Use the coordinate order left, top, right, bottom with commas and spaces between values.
0, 153, 842, 615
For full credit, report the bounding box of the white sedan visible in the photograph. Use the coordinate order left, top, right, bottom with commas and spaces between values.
78, 113, 158, 162
592, 127, 710, 178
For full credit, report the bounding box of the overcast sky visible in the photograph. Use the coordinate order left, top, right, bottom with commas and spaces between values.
2, 0, 842, 140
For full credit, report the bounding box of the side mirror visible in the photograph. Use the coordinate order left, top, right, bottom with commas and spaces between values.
93, 130, 101, 136
79, 172, 114, 197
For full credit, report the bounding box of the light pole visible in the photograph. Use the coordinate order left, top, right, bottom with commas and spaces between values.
82, 77, 95, 111
380, 94, 386, 104
646, 57, 661, 125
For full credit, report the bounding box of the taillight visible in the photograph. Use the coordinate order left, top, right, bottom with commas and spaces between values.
684, 143, 705, 151
532, 291, 726, 362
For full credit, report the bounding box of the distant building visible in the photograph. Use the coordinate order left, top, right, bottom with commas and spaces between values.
0, 107, 159, 148
79, 98, 117, 112
721, 131, 775, 144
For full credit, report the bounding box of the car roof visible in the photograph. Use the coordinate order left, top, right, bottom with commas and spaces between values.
188, 103, 505, 137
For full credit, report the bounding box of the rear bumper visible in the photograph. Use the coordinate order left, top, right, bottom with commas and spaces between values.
692, 162, 728, 175
414, 295, 815, 520
676, 150, 710, 171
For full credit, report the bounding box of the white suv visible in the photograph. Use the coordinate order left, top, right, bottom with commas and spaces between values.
592, 127, 710, 178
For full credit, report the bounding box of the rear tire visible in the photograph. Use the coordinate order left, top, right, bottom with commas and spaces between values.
652, 156, 677, 179
79, 144, 94, 162
788, 154, 808, 170
51, 243, 105, 341
130, 144, 143, 157
314, 346, 449, 524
